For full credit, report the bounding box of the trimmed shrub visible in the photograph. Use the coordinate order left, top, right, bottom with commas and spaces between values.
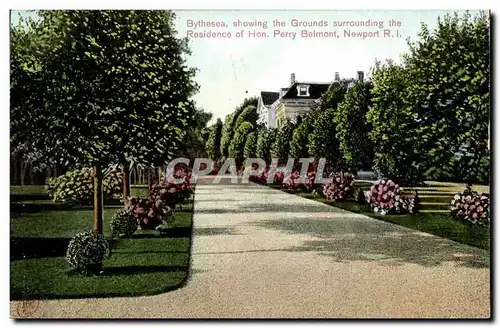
450, 185, 490, 226
322, 172, 356, 202
110, 208, 138, 238
365, 179, 418, 215
66, 230, 110, 275
46, 167, 122, 204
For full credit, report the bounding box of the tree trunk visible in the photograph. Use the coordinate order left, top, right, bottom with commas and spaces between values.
20, 161, 27, 186
157, 167, 162, 183
93, 164, 103, 235
147, 167, 153, 198
29, 163, 34, 185
12, 153, 18, 185
121, 164, 130, 201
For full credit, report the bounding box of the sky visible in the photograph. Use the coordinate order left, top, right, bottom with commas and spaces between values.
10, 10, 482, 125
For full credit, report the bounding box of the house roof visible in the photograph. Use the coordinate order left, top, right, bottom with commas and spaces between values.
282, 82, 331, 99
260, 91, 280, 106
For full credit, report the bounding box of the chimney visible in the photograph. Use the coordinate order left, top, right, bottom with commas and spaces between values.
290, 73, 296, 84
357, 71, 364, 82
334, 72, 340, 82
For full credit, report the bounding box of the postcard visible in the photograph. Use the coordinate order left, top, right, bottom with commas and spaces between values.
9, 9, 491, 319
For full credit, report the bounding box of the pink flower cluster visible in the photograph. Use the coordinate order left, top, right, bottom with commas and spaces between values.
282, 171, 316, 191
322, 172, 356, 202
450, 186, 489, 226
152, 169, 194, 208
124, 197, 169, 229
249, 167, 286, 184
365, 179, 417, 215
365, 179, 400, 213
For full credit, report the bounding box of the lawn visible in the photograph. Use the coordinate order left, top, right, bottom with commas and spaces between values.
268, 184, 490, 251
10, 185, 195, 300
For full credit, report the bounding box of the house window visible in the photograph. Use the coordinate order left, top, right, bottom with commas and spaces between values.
297, 85, 309, 97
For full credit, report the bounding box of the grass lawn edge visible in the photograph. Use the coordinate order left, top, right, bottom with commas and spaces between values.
10, 186, 198, 301
261, 183, 490, 251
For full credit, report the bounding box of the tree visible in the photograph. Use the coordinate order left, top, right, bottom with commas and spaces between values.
404, 11, 490, 184
367, 61, 425, 183
233, 105, 258, 130
174, 107, 213, 162
219, 97, 258, 159
256, 128, 276, 165
244, 132, 258, 159
271, 120, 295, 165
307, 81, 349, 171
368, 11, 490, 184
10, 10, 198, 234
220, 114, 234, 158
229, 121, 254, 167
334, 81, 374, 173
206, 118, 223, 162
289, 119, 311, 159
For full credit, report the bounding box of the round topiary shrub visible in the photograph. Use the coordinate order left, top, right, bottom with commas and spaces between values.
110, 208, 138, 238
66, 230, 110, 275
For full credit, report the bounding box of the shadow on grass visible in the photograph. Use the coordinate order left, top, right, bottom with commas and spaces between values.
10, 200, 123, 213
100, 265, 189, 276
253, 217, 490, 269
10, 194, 50, 202
10, 237, 119, 261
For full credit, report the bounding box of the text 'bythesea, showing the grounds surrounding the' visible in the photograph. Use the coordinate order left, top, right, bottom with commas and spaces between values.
185, 18, 403, 39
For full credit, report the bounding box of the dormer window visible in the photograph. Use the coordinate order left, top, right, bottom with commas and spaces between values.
297, 84, 310, 97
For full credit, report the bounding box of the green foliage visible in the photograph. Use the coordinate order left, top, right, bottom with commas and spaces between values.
66, 230, 110, 275
405, 11, 490, 184
307, 82, 349, 171
233, 105, 258, 130
11, 10, 198, 169
289, 119, 312, 159
206, 118, 223, 162
229, 121, 254, 165
220, 114, 234, 158
334, 81, 374, 172
46, 167, 122, 204
110, 208, 138, 238
219, 97, 258, 160
256, 128, 277, 164
174, 108, 213, 161
271, 120, 295, 164
368, 11, 490, 184
368, 61, 427, 183
243, 131, 258, 159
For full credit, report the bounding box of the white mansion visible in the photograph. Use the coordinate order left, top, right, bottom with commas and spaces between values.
257, 71, 364, 128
